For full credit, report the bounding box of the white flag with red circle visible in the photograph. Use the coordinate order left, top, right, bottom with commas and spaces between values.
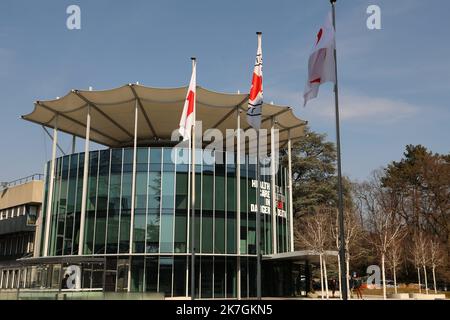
247, 33, 263, 129
179, 62, 196, 141
304, 12, 336, 106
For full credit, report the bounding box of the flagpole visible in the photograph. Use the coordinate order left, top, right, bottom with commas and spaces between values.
330, 0, 348, 300
255, 31, 262, 301
190, 57, 197, 300
256, 128, 262, 300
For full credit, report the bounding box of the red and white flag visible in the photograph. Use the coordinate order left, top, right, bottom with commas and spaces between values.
247, 32, 263, 129
304, 12, 336, 106
179, 61, 196, 141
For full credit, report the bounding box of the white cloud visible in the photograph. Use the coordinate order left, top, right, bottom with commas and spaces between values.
309, 93, 419, 123
266, 87, 420, 124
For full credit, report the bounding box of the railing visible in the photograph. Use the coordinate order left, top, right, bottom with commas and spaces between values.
0, 174, 44, 190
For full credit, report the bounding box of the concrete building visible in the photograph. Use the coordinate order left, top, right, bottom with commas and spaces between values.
0, 175, 43, 289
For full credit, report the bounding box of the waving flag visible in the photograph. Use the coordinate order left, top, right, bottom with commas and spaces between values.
304, 12, 336, 106
247, 32, 263, 129
179, 60, 196, 141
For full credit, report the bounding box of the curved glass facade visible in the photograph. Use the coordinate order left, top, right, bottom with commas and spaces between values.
40, 147, 291, 298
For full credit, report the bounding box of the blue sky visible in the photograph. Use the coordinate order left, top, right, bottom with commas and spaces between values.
0, 0, 449, 182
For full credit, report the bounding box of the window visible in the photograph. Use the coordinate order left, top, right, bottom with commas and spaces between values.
173, 256, 186, 296
226, 257, 237, 298
146, 158, 161, 254
174, 211, 187, 253
133, 148, 148, 254
119, 149, 133, 254
201, 257, 213, 298
202, 173, 214, 254
94, 149, 110, 254
214, 257, 226, 298
174, 171, 188, 254
201, 211, 213, 254
130, 257, 145, 292
158, 257, 173, 297
26, 205, 38, 226
84, 151, 99, 255
160, 171, 175, 253
106, 149, 122, 254
145, 256, 158, 292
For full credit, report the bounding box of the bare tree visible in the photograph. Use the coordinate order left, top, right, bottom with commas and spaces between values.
359, 170, 406, 300
386, 230, 406, 294
295, 211, 331, 299
410, 231, 429, 294
429, 237, 446, 294
410, 234, 423, 294
330, 205, 363, 299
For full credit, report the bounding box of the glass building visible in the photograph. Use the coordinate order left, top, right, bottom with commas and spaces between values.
36, 147, 291, 298
21, 84, 307, 299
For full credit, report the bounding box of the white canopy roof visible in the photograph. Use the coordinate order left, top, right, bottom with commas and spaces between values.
22, 84, 307, 148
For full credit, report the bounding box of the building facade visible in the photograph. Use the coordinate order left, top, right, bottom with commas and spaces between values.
19, 84, 307, 299
31, 147, 291, 298
0, 175, 43, 290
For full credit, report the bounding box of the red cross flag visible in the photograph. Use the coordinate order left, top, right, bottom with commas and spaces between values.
304, 12, 336, 106
179, 60, 196, 141
247, 32, 263, 129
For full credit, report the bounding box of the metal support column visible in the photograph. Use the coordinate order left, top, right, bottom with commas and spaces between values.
287, 130, 294, 252
270, 117, 277, 254
78, 105, 91, 255
43, 116, 58, 257
236, 106, 241, 300
129, 99, 138, 254
127, 99, 139, 292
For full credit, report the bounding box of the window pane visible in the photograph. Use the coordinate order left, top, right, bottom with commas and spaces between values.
175, 173, 188, 210
214, 211, 225, 254
94, 150, 110, 254
107, 149, 122, 254
226, 257, 237, 298
133, 160, 147, 253
84, 151, 99, 254
119, 171, 131, 253
72, 153, 84, 254
145, 256, 158, 292
173, 256, 186, 297
160, 171, 174, 253
174, 211, 187, 253
150, 148, 162, 172
214, 257, 225, 298
240, 257, 248, 298
158, 257, 173, 297
201, 210, 213, 253
215, 176, 225, 211
202, 174, 213, 211
130, 257, 144, 292
116, 257, 129, 292
200, 257, 213, 298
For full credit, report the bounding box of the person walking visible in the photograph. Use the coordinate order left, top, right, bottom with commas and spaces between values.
330, 278, 337, 298
350, 273, 363, 300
